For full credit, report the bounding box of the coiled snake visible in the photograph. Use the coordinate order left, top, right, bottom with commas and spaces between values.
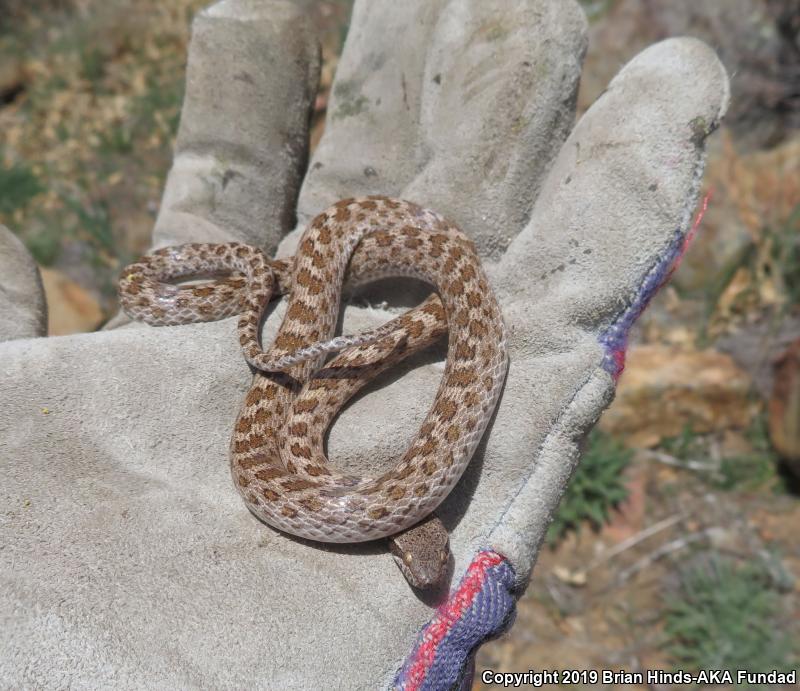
119, 196, 509, 588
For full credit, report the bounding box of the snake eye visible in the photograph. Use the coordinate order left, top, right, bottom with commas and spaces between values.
440, 550, 448, 563
403, 553, 413, 565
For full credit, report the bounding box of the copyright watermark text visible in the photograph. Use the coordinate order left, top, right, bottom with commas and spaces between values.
480, 668, 797, 687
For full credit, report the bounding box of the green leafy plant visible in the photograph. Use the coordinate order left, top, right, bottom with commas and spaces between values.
24, 224, 62, 265
770, 203, 800, 306
659, 423, 706, 461
0, 162, 43, 217
715, 452, 778, 491
79, 45, 106, 83
97, 123, 134, 155
130, 70, 185, 139
61, 194, 115, 255
547, 429, 632, 543
658, 417, 786, 492
715, 415, 781, 491
663, 556, 798, 685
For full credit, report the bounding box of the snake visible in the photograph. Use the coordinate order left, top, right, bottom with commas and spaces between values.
119, 196, 509, 589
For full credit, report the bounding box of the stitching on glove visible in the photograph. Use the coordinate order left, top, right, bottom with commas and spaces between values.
599, 193, 710, 379
393, 550, 516, 691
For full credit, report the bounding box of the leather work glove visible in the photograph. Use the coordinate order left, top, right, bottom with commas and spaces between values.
0, 1, 729, 688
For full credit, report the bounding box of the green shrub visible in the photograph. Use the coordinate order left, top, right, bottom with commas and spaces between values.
659, 417, 787, 492
547, 429, 632, 543
663, 556, 798, 685
0, 162, 43, 217
24, 224, 61, 265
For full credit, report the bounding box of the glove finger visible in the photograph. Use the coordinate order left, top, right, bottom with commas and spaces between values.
0, 225, 47, 341
478, 37, 730, 578
283, 0, 587, 259
496, 36, 730, 335
152, 0, 320, 252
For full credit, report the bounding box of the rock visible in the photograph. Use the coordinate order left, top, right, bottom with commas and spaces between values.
600, 345, 754, 447
39, 267, 103, 335
769, 339, 800, 475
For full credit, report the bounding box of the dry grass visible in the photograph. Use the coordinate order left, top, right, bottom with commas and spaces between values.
704, 131, 800, 335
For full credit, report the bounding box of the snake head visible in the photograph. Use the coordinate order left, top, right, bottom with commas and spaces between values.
388, 516, 450, 589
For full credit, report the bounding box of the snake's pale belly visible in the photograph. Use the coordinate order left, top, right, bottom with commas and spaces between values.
120, 196, 508, 573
